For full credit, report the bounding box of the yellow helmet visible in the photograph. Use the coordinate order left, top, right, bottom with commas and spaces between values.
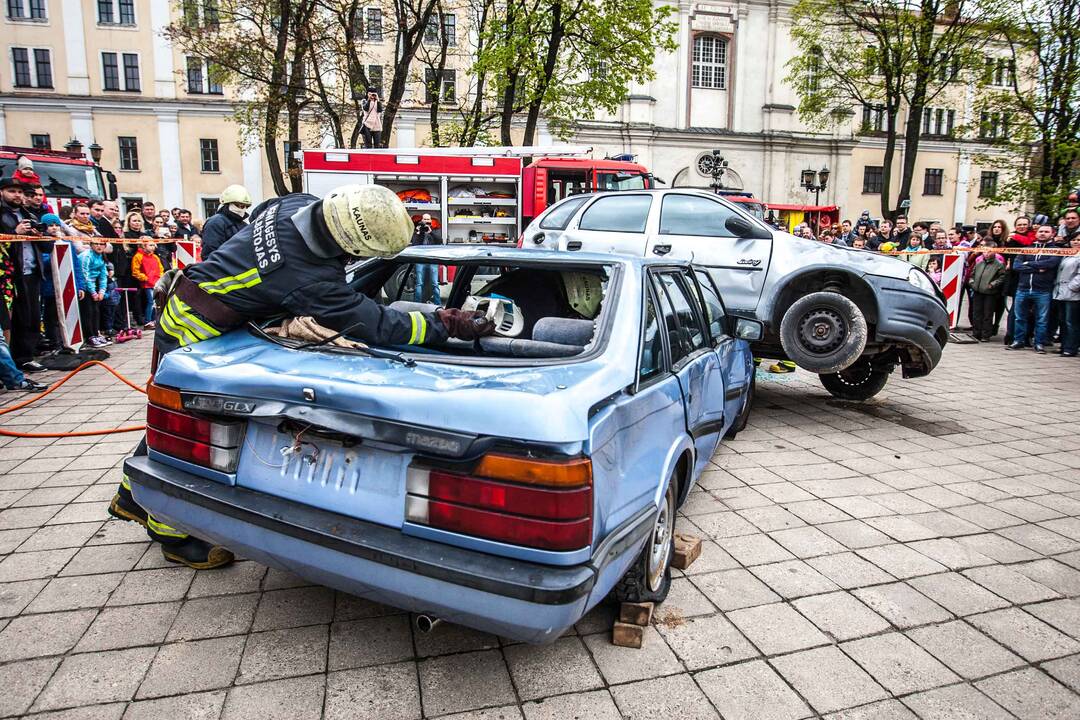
321, 184, 413, 257
563, 272, 603, 318
219, 184, 252, 206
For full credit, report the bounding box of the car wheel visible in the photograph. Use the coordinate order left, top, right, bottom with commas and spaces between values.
819, 361, 891, 401
725, 373, 755, 439
779, 291, 868, 374
612, 478, 677, 604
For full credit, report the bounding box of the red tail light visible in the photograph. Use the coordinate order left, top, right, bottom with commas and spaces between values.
145, 383, 244, 473
405, 454, 592, 551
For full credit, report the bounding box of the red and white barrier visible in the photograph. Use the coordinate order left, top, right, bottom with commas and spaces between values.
50, 242, 84, 352
175, 239, 201, 269
939, 253, 967, 329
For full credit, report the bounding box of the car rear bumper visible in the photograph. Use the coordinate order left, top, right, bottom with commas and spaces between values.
125, 455, 651, 643
870, 276, 949, 377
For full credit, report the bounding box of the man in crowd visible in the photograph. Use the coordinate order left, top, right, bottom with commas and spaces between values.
20, 183, 46, 222
0, 178, 52, 372
411, 213, 443, 303
172, 209, 197, 239
1008, 224, 1063, 353
201, 185, 251, 260
892, 215, 911, 249
140, 201, 157, 228
89, 199, 119, 239
1061, 208, 1080, 243
837, 220, 857, 246
855, 210, 875, 233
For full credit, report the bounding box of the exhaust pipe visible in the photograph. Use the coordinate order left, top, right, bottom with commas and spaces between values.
415, 614, 442, 633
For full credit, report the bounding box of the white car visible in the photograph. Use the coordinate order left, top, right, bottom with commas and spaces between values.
520, 189, 949, 401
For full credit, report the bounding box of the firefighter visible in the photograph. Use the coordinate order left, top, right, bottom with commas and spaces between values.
110, 184, 495, 568
200, 184, 252, 260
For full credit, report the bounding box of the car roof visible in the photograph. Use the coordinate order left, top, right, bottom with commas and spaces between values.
396, 245, 690, 269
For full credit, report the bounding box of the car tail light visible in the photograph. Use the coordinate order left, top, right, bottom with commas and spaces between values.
405, 453, 592, 551
145, 382, 243, 473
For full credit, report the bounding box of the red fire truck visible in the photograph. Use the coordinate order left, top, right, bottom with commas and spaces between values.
0, 146, 117, 205
301, 146, 652, 246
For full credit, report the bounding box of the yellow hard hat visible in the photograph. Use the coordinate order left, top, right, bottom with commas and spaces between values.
220, 184, 252, 206
321, 184, 413, 257
563, 272, 603, 318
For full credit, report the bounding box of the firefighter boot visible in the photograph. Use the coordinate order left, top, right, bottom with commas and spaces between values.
159, 535, 235, 570
108, 476, 149, 527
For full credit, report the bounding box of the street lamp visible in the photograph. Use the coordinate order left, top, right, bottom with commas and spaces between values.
64, 138, 84, 156
800, 165, 830, 230
700, 149, 730, 194
88, 142, 103, 164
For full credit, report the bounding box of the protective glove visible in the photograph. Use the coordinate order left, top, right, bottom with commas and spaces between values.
436, 308, 496, 341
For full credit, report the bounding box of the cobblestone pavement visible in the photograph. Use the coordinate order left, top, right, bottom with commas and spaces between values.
1, 338, 1079, 719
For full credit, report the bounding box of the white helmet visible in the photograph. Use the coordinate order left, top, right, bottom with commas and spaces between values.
219, 184, 251, 206
463, 295, 525, 337
321, 184, 413, 257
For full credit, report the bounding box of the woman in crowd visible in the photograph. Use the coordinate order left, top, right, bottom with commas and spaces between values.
1054, 233, 1080, 357
118, 213, 145, 324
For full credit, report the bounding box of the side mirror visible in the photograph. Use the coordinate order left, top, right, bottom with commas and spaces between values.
732, 318, 763, 341
725, 215, 769, 239
106, 172, 118, 201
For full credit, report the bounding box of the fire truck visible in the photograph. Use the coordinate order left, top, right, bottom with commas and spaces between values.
301, 146, 653, 246
0, 146, 117, 205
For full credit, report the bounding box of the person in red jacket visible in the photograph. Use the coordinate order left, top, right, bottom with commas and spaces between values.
131, 242, 164, 328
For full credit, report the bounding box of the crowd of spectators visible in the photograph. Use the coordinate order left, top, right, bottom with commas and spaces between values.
794, 206, 1080, 357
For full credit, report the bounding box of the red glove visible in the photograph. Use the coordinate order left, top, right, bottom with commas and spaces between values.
437, 309, 496, 340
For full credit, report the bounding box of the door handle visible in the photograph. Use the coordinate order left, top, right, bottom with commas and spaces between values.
532, 233, 545, 245
566, 241, 582, 251
653, 244, 672, 256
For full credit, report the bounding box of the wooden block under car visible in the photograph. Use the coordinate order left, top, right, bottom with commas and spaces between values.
672, 533, 702, 570
619, 601, 655, 626
612, 621, 644, 648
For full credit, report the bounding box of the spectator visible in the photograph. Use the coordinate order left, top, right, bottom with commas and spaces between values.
68, 203, 98, 237
151, 216, 176, 268
89, 199, 119, 239
11, 155, 41, 187
411, 213, 443, 303
201, 186, 251, 259
854, 210, 875, 233
0, 177, 52, 372
170, 207, 182, 223
123, 212, 144, 238
1008, 224, 1063, 353
987, 219, 1009, 245
131, 241, 163, 328
172, 209, 196, 239
946, 226, 964, 248
361, 87, 384, 148
852, 236, 867, 250
900, 233, 930, 269
1061, 208, 1080, 244
912, 221, 930, 246
970, 239, 1007, 341
80, 239, 111, 347
140, 201, 157, 229
1054, 230, 1080, 357
926, 258, 942, 285
102, 262, 121, 341
892, 215, 911, 248
1004, 215, 1037, 345
21, 183, 46, 221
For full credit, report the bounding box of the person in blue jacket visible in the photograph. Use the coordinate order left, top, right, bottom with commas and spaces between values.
1008, 224, 1065, 353
80, 238, 111, 347
39, 213, 88, 352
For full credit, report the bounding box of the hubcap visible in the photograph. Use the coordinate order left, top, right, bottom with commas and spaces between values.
647, 485, 676, 591
798, 308, 846, 355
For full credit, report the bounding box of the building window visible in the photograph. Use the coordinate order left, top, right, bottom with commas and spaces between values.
97, 0, 134, 24
367, 64, 383, 92
423, 13, 455, 46
102, 52, 120, 90
979, 111, 1010, 140
424, 68, 455, 103
103, 52, 139, 91
183, 0, 217, 27
921, 107, 955, 137
979, 171, 999, 198
201, 196, 219, 218
11, 47, 52, 88
923, 168, 944, 196
118, 136, 139, 171
861, 104, 884, 133
862, 166, 884, 194
122, 53, 140, 91
805, 54, 820, 93
366, 8, 382, 41
186, 57, 222, 95
30, 133, 50, 149
200, 138, 220, 172
692, 35, 727, 90
985, 56, 1014, 87
7, 0, 47, 20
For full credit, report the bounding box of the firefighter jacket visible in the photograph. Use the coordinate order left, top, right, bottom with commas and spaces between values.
156, 193, 448, 354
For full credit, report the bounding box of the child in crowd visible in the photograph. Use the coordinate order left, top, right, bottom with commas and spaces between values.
131, 242, 163, 328
102, 262, 121, 341
926, 258, 942, 286
901, 234, 930, 269
81, 239, 111, 348
970, 239, 1007, 341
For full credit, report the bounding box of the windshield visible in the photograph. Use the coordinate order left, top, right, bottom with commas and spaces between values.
737, 201, 766, 221
0, 158, 105, 199
596, 171, 647, 191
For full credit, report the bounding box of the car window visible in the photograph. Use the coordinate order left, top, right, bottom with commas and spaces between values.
653, 271, 707, 365
693, 269, 727, 341
659, 194, 740, 237
578, 195, 652, 233
539, 196, 589, 230
639, 286, 665, 381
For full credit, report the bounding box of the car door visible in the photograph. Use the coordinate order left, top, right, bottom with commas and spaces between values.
692, 267, 752, 429
555, 194, 655, 256
651, 268, 728, 476
521, 194, 590, 248
646, 192, 773, 315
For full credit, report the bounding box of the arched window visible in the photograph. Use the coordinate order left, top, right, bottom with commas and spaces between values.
692, 35, 728, 89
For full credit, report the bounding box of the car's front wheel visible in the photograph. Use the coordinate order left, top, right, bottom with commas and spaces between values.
779, 291, 868, 374
613, 478, 677, 604
819, 361, 891, 401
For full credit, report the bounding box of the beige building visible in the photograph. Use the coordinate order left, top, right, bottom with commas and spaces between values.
1, 0, 1019, 228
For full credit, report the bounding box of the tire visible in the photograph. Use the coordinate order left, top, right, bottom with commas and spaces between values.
725, 373, 755, 439
819, 362, 891, 401
779, 291, 868, 374
613, 478, 677, 604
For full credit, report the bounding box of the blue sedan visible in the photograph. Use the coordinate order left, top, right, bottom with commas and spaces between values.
124, 247, 759, 642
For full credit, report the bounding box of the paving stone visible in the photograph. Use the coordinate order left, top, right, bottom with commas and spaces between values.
662, 576, 717, 617
1043, 654, 1080, 693
807, 552, 895, 589
1014, 558, 1080, 596
691, 569, 780, 610
695, 659, 810, 720
728, 602, 830, 655
137, 636, 245, 698
748, 558, 840, 598
261, 568, 310, 590
0, 504, 62, 529
0, 608, 96, 661
236, 624, 328, 685
906, 572, 1010, 616
823, 699, 917, 719
976, 667, 1080, 720
327, 614, 415, 671
691, 511, 759, 539
165, 592, 258, 642
0, 547, 78, 581
771, 646, 889, 715
792, 591, 891, 642
784, 500, 850, 525
76, 602, 181, 652
18, 521, 102, 552
85, 519, 149, 545
521, 690, 621, 720
186, 560, 267, 597
719, 533, 796, 565
419, 649, 516, 716
504, 636, 602, 701
123, 690, 226, 720
970, 607, 1080, 662
655, 613, 760, 670
222, 675, 325, 720
906, 538, 995, 570
324, 662, 422, 720
106, 567, 195, 606
0, 526, 34, 554
59, 543, 146, 576
25, 702, 126, 719
907, 620, 1025, 679
963, 564, 1061, 603
855, 544, 947, 579
25, 572, 124, 613
955, 533, 1041, 563
770, 526, 847, 557
412, 620, 500, 657
1024, 598, 1080, 638
997, 525, 1079, 556
842, 632, 959, 694
252, 585, 335, 631
902, 684, 1014, 720
948, 503, 1027, 530
0, 657, 60, 717
610, 674, 720, 720
583, 626, 683, 684
853, 582, 952, 629
0, 576, 48, 618
33, 646, 157, 711
333, 591, 401, 621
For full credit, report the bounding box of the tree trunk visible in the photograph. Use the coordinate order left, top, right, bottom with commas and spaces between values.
383, 0, 440, 149
522, 1, 564, 146
499, 72, 517, 145
879, 106, 899, 219
896, 101, 924, 216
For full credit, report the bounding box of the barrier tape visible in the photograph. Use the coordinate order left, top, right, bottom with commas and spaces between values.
880, 246, 1078, 256
0, 233, 202, 246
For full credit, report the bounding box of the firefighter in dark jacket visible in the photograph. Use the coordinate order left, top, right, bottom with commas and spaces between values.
199, 185, 251, 260
109, 184, 495, 568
